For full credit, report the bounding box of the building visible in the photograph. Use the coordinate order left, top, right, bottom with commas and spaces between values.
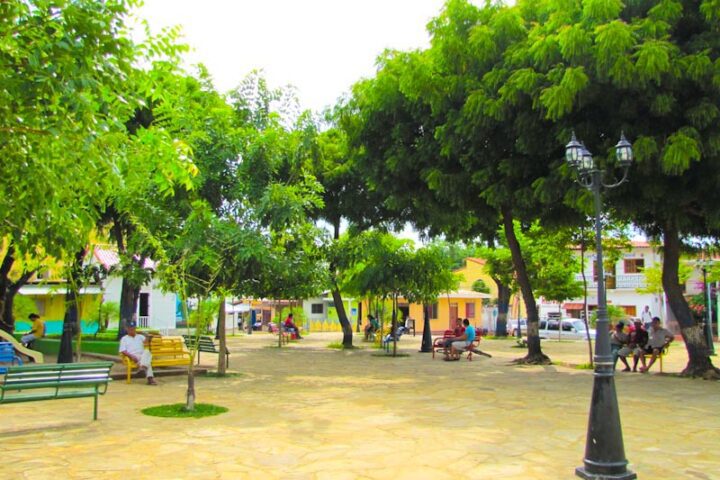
17, 246, 178, 334
538, 241, 671, 324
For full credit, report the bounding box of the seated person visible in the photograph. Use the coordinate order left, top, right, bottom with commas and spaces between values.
443, 318, 466, 355
448, 318, 475, 360
21, 313, 45, 347
119, 320, 157, 385
382, 324, 407, 347
610, 322, 630, 371
283, 313, 302, 339
618, 319, 649, 372
638, 317, 673, 373
364, 314, 380, 340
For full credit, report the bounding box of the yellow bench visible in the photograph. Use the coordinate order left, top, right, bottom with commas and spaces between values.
641, 344, 670, 373
122, 337, 191, 383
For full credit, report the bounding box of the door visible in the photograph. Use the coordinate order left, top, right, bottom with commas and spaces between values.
449, 303, 458, 329
138, 293, 150, 328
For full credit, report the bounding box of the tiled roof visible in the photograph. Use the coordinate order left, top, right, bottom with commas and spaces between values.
92, 247, 156, 270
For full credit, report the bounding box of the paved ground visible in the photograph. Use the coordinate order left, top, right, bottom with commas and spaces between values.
1, 332, 718, 479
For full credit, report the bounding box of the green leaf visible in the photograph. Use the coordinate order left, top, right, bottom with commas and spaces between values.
557, 24, 592, 62
661, 130, 702, 174
634, 40, 674, 83
583, 0, 624, 23
594, 21, 635, 77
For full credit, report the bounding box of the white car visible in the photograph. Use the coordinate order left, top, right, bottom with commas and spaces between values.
538, 318, 595, 340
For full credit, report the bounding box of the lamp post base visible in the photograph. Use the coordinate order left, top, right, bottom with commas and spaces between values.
575, 467, 636, 479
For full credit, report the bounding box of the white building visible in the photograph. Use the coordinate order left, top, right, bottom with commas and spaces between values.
92, 247, 178, 332
538, 241, 666, 322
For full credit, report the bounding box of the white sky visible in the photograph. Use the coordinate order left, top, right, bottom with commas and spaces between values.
135, 0, 451, 112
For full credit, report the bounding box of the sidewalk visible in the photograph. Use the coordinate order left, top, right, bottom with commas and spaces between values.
1, 333, 717, 479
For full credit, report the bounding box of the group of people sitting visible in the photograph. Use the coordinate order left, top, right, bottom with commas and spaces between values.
610, 316, 674, 372
442, 318, 477, 361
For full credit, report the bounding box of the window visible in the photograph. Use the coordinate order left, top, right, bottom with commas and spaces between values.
624, 258, 645, 274
465, 303, 476, 318
311, 303, 324, 314
429, 303, 438, 319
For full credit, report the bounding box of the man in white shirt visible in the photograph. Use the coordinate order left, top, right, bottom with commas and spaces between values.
639, 317, 674, 373
119, 320, 157, 385
641, 306, 653, 327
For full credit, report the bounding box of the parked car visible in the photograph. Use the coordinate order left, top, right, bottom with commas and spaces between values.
505, 318, 527, 336
538, 318, 596, 340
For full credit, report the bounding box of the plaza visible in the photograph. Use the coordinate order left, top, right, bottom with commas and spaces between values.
2, 333, 718, 479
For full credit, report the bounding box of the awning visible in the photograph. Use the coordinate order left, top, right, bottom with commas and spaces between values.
18, 285, 103, 295
563, 303, 585, 310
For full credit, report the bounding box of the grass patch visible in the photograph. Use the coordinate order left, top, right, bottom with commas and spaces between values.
371, 352, 410, 358
484, 335, 516, 340
141, 403, 228, 418
575, 363, 594, 370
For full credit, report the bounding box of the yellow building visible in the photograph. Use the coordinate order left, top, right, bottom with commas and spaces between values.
360, 257, 525, 335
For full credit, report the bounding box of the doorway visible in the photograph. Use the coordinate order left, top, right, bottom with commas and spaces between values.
449, 303, 458, 329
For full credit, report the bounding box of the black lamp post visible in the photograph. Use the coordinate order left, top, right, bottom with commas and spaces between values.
566, 132, 636, 480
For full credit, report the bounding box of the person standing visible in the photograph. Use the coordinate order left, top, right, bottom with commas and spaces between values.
21, 313, 45, 347
119, 320, 157, 385
641, 305, 653, 328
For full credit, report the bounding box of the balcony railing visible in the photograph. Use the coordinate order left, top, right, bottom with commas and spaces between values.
575, 274, 646, 290
139, 316, 149, 328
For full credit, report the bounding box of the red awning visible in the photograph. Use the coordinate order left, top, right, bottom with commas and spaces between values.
563, 303, 585, 310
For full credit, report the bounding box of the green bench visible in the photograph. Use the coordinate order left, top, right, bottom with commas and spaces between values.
0, 362, 113, 420
182, 335, 231, 366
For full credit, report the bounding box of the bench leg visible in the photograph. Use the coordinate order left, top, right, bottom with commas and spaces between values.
126, 363, 131, 384
93, 394, 98, 421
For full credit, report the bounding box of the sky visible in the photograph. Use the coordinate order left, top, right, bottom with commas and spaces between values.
135, 0, 452, 112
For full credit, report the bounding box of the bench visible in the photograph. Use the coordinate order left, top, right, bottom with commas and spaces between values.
0, 362, 113, 420
641, 344, 670, 373
122, 336, 191, 383
182, 335, 230, 366
268, 323, 289, 345
432, 329, 486, 360
0, 342, 23, 373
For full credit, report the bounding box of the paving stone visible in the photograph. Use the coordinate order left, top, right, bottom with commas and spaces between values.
1, 333, 717, 479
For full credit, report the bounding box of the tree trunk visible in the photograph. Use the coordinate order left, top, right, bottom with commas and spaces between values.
331, 222, 353, 348
118, 278, 140, 339
391, 295, 397, 357
217, 299, 227, 375
662, 222, 719, 378
186, 367, 196, 411
494, 278, 510, 336
0, 245, 17, 333
502, 206, 550, 364
1, 271, 34, 335
331, 286, 353, 348
58, 248, 86, 363
420, 303, 433, 352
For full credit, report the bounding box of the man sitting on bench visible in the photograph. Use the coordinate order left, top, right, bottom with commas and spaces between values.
447, 318, 475, 361
119, 320, 157, 385
638, 317, 673, 373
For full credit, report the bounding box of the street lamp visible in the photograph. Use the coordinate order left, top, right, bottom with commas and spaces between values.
566, 131, 636, 480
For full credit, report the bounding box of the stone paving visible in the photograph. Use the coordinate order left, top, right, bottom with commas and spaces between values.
1, 333, 718, 479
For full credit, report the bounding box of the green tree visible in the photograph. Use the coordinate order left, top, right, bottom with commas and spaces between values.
0, 0, 147, 333
514, 0, 720, 376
